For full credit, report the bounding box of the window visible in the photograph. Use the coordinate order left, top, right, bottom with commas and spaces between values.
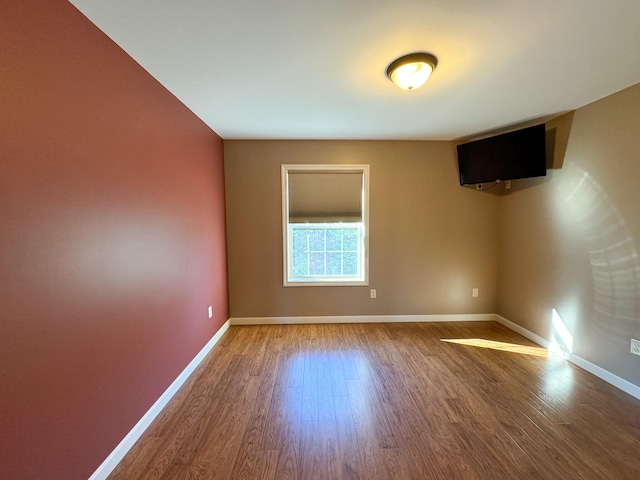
282, 164, 369, 286
290, 223, 362, 278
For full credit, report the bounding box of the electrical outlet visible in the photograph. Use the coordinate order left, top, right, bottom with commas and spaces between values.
472, 288, 479, 298
631, 339, 640, 356
370, 289, 377, 299
208, 306, 213, 319
505, 180, 511, 190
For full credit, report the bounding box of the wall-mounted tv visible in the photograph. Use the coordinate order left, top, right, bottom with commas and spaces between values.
457, 124, 547, 185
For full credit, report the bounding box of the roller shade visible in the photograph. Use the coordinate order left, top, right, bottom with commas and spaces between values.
288, 171, 363, 223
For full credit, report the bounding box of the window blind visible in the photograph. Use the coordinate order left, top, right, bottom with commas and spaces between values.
288, 171, 363, 223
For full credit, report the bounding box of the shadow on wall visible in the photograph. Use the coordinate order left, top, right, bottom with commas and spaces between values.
554, 163, 640, 351
470, 111, 575, 196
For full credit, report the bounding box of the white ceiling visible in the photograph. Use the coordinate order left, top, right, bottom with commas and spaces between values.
69, 0, 640, 140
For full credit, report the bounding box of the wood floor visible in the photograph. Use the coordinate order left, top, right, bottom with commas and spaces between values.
109, 322, 640, 479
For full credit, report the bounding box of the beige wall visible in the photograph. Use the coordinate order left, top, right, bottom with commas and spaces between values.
224, 140, 499, 318
497, 83, 640, 386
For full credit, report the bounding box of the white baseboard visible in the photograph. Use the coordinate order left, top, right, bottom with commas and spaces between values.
230, 313, 496, 325
494, 314, 553, 349
233, 313, 640, 399
89, 319, 230, 480
90, 313, 640, 480
495, 314, 640, 400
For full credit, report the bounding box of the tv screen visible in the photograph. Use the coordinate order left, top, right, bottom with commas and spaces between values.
457, 124, 547, 185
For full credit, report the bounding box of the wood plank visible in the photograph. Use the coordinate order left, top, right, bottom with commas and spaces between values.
109, 322, 640, 480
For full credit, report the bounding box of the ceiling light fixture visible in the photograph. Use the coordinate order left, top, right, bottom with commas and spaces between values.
386, 52, 438, 90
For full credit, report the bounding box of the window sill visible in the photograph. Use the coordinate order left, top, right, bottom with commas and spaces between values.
284, 279, 369, 287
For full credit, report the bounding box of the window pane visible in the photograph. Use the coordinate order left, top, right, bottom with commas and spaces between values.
292, 229, 308, 252
309, 229, 325, 251
284, 165, 368, 285
343, 228, 358, 251
326, 229, 342, 251
309, 252, 325, 275
326, 252, 342, 275
293, 252, 308, 276
343, 252, 357, 275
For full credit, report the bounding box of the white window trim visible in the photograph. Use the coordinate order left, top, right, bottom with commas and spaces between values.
287, 222, 364, 282
281, 164, 369, 287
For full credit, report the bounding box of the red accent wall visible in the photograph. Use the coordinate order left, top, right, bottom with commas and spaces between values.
0, 1, 229, 478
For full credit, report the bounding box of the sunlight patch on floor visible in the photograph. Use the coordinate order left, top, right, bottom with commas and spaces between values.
441, 338, 558, 357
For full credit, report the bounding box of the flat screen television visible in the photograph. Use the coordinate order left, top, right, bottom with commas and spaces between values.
457, 124, 547, 185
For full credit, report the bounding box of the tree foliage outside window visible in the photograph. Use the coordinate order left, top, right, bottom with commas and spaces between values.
282, 164, 369, 286
290, 223, 362, 279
